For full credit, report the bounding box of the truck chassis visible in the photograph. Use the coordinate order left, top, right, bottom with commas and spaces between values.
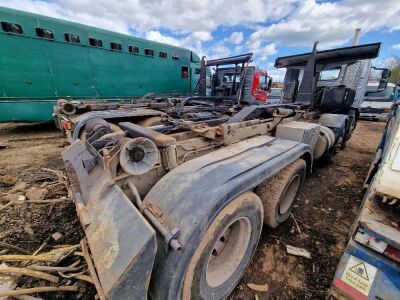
61, 42, 388, 299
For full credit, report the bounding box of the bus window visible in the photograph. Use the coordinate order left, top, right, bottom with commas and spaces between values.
129, 46, 139, 54
1, 22, 23, 34
89, 38, 103, 48
159, 51, 167, 58
35, 28, 54, 40
182, 66, 189, 78
64, 33, 80, 44
145, 49, 154, 57
110, 42, 122, 51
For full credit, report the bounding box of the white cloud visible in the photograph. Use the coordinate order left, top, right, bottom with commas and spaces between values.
263, 62, 286, 83
383, 56, 400, 69
0, 0, 131, 34
208, 41, 232, 59
0, 0, 295, 62
0, 0, 296, 33
249, 0, 400, 49
144, 30, 209, 59
228, 32, 244, 45
267, 68, 286, 83
145, 31, 182, 47
247, 39, 277, 62
234, 45, 245, 54
2, 0, 400, 64
392, 44, 400, 50
191, 31, 213, 42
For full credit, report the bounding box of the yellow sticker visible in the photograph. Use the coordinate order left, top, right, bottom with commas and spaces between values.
341, 255, 377, 296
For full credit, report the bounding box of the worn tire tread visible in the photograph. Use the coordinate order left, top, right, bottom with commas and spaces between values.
255, 159, 306, 228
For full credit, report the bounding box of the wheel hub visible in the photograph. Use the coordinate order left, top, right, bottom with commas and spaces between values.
206, 217, 251, 288
279, 174, 301, 215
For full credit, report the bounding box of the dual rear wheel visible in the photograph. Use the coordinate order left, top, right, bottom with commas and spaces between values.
182, 159, 306, 299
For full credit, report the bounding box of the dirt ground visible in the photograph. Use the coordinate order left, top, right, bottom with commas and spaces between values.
0, 120, 385, 299
230, 121, 386, 299
0, 123, 94, 299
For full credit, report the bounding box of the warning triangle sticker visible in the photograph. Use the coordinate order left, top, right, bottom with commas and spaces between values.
349, 262, 369, 281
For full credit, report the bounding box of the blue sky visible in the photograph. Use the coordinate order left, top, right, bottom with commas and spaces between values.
1, 0, 400, 81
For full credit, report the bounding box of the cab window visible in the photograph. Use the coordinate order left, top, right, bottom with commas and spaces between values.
319, 68, 341, 81
181, 66, 189, 78
223, 73, 241, 83
258, 75, 267, 89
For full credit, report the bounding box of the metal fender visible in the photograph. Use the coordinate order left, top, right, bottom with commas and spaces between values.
143, 135, 312, 299
71, 108, 162, 140
62, 141, 157, 299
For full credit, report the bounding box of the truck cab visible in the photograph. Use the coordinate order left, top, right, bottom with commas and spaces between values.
275, 42, 389, 146
211, 66, 271, 103
200, 53, 273, 104
360, 82, 397, 120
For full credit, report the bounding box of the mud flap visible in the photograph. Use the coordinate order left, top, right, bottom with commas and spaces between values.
62, 141, 156, 299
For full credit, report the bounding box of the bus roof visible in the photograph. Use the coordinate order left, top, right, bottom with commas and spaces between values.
0, 5, 194, 54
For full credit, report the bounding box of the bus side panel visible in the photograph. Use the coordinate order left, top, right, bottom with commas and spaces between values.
0, 7, 200, 122
0, 101, 55, 122
0, 32, 56, 98
34, 19, 97, 98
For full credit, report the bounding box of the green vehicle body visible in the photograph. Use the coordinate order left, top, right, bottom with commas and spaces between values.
0, 6, 200, 122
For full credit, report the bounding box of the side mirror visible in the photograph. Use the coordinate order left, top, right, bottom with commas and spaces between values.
267, 77, 273, 92
372, 67, 391, 92
378, 77, 389, 92
382, 69, 391, 79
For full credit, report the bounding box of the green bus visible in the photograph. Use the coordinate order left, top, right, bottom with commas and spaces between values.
0, 6, 201, 122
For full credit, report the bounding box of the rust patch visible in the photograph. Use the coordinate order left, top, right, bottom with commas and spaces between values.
146, 202, 163, 218
64, 160, 82, 196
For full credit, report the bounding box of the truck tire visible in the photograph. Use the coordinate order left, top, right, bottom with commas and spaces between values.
137, 116, 162, 127
181, 192, 263, 299
256, 159, 306, 228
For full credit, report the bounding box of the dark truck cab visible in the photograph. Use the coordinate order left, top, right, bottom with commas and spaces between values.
275, 42, 389, 149
202, 54, 272, 104
54, 53, 274, 141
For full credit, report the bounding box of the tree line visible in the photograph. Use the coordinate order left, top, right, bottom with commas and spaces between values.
384, 55, 400, 84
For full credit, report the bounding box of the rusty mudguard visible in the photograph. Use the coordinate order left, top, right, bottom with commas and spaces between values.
62, 135, 312, 300
143, 135, 312, 299
62, 141, 157, 299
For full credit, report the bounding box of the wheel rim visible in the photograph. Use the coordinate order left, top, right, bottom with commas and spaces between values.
279, 174, 301, 215
206, 217, 251, 288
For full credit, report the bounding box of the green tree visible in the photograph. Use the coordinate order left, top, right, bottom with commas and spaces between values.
384, 55, 400, 83
389, 65, 400, 84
